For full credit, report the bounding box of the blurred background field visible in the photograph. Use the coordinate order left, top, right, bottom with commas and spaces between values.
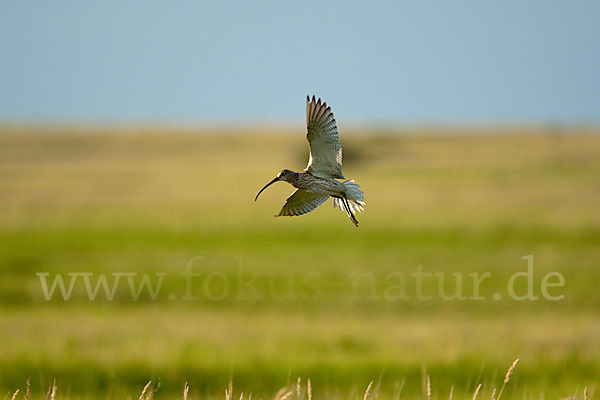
3, 1, 600, 398
0, 126, 599, 399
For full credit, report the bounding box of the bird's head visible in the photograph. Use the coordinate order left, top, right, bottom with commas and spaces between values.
254, 169, 297, 201
277, 169, 297, 182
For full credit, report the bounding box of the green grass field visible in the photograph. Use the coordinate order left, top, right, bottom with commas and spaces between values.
0, 126, 599, 399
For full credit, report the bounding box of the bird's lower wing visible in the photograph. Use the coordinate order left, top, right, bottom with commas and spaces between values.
277, 190, 329, 217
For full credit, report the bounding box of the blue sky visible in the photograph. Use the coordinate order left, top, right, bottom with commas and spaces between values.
1, 1, 599, 123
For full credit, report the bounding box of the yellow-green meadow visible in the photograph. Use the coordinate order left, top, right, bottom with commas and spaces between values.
1, 126, 598, 398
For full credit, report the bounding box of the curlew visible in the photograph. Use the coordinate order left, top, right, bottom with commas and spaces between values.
255, 95, 365, 227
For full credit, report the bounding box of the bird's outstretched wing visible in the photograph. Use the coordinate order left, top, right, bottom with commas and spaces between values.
276, 189, 329, 217
305, 95, 344, 179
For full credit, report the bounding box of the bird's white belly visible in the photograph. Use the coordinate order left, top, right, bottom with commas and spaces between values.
294, 174, 343, 196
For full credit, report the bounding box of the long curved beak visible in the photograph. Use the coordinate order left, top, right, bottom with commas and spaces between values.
254, 176, 280, 201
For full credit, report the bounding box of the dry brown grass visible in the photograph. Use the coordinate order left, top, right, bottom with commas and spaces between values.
496, 358, 519, 400
364, 381, 374, 400
472, 383, 482, 400
2, 360, 591, 400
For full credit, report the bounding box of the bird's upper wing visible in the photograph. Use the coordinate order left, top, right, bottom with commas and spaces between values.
276, 189, 329, 217
305, 95, 344, 179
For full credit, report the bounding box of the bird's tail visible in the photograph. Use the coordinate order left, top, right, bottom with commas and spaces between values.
333, 180, 365, 214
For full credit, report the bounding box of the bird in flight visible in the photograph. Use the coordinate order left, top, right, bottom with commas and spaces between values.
255, 95, 365, 227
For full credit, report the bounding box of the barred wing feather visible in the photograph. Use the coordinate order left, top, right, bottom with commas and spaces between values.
305, 95, 344, 179
277, 190, 330, 217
